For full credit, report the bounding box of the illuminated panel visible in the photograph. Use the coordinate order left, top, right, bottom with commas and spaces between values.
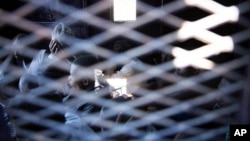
106, 78, 127, 96
113, 0, 136, 21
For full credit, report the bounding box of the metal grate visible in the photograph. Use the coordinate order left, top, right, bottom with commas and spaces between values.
0, 0, 249, 140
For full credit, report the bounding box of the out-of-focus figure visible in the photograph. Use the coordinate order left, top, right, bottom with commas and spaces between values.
0, 103, 17, 141
14, 23, 77, 141
19, 22, 76, 92
108, 40, 142, 98
63, 55, 106, 141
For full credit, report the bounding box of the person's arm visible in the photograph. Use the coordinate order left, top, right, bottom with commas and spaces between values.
113, 59, 138, 78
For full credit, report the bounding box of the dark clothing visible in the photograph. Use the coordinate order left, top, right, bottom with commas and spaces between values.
62, 86, 103, 141
16, 50, 66, 140
0, 103, 16, 141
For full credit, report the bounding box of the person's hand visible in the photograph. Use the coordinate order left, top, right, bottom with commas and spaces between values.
49, 39, 65, 55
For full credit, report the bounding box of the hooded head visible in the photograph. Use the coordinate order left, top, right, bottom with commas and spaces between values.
49, 23, 75, 62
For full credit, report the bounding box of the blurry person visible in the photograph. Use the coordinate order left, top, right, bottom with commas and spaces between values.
15, 23, 76, 140
12, 33, 31, 68
108, 40, 142, 98
36, 22, 76, 80
18, 22, 76, 92
63, 55, 106, 141
0, 33, 29, 99
110, 58, 141, 98
0, 103, 16, 141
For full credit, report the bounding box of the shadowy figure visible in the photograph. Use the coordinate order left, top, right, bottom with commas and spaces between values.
63, 55, 107, 141
14, 23, 76, 140
0, 103, 16, 141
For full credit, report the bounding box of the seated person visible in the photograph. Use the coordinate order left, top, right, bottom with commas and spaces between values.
15, 23, 76, 140
18, 22, 77, 99
63, 55, 107, 140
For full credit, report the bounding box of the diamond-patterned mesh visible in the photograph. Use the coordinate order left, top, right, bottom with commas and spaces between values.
0, 0, 249, 140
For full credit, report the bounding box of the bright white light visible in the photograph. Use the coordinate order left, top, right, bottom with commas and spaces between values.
106, 78, 127, 96
113, 0, 136, 21
94, 69, 104, 88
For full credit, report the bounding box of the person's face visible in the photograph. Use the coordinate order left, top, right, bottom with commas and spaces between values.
68, 64, 94, 89
68, 64, 80, 88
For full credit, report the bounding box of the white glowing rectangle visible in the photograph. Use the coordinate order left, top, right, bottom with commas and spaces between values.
113, 0, 136, 21
106, 78, 127, 96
